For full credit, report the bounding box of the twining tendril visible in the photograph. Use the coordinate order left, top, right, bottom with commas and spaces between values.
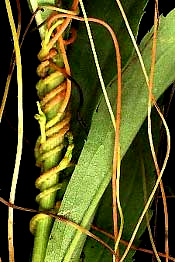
32, 15, 75, 219
30, 2, 79, 260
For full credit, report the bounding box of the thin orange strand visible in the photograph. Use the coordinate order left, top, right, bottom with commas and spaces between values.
91, 225, 175, 262
47, 12, 122, 261
57, 35, 72, 114
148, 1, 169, 261
0, 197, 114, 256
71, 0, 79, 10
46, 0, 79, 114
112, 27, 122, 262
0, 0, 21, 122
47, 0, 79, 50
63, 28, 77, 46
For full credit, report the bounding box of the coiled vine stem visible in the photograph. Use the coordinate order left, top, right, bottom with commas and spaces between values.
30, 2, 79, 261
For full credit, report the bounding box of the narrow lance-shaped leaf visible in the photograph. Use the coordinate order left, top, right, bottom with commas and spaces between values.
26, 0, 148, 260
82, 109, 161, 261
45, 9, 175, 262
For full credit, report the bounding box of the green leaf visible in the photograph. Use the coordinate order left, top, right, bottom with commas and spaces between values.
45, 8, 175, 262
81, 109, 160, 262
69, 0, 148, 128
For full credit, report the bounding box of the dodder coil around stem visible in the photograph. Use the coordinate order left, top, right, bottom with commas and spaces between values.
30, 9, 77, 261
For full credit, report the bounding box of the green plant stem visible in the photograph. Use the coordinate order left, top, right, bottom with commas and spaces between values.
32, 217, 53, 262
30, 2, 73, 261
32, 181, 59, 261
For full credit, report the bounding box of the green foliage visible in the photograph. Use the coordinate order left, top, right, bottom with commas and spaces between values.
82, 110, 160, 261
44, 8, 175, 262
26, 0, 175, 261
69, 0, 148, 127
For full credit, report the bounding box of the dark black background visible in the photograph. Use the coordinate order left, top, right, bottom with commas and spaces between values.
0, 0, 175, 261
0, 1, 40, 261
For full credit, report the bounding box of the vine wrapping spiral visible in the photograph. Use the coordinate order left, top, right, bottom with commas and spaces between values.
30, 11, 76, 234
